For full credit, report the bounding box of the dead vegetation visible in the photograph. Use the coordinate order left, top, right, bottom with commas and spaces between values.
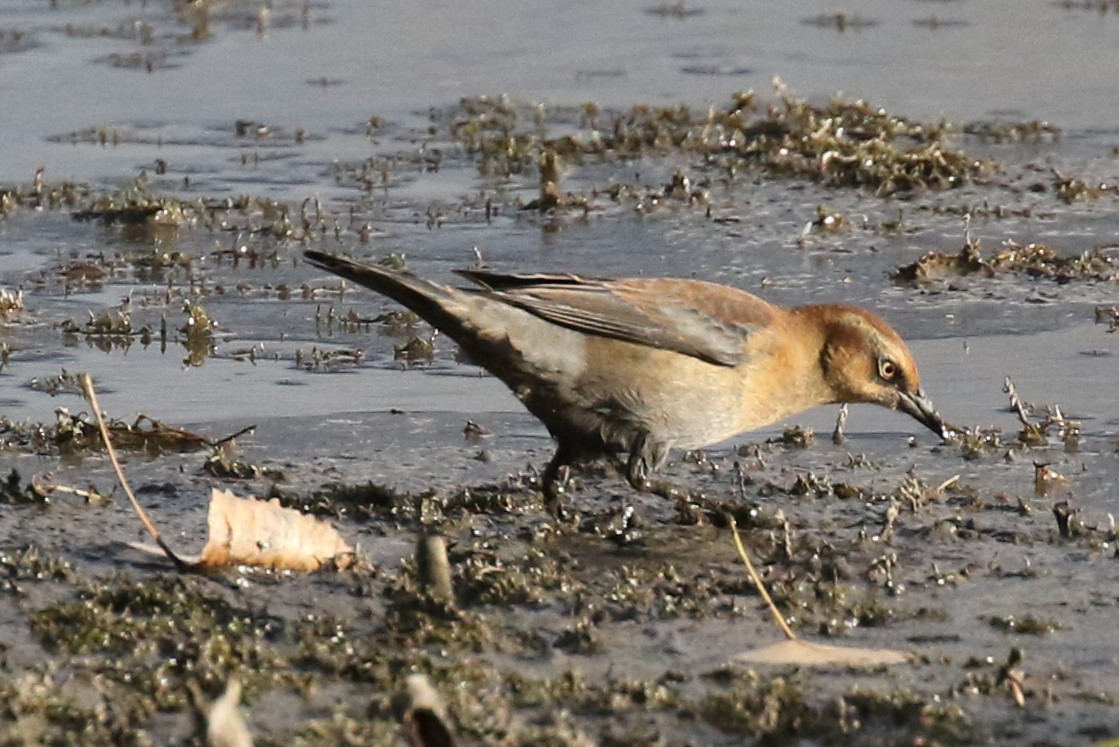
892, 236, 1119, 287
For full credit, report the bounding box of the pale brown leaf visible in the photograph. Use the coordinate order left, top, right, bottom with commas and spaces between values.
207, 677, 253, 747
130, 488, 355, 572
198, 488, 355, 571
734, 639, 909, 667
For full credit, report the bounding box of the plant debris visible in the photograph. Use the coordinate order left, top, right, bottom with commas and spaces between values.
892, 236, 1119, 287
128, 487, 357, 571
433, 81, 988, 203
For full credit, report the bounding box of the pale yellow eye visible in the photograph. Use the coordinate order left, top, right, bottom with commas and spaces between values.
878, 358, 898, 381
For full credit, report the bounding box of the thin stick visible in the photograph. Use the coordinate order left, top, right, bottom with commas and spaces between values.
1004, 376, 1031, 426
79, 373, 190, 570
211, 424, 256, 448
45, 483, 108, 503
729, 517, 798, 642
831, 403, 848, 445
936, 474, 961, 493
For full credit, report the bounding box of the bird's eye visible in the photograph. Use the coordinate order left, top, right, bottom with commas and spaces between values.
878, 358, 898, 381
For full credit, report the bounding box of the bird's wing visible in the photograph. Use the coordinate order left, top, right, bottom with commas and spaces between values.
455, 270, 775, 367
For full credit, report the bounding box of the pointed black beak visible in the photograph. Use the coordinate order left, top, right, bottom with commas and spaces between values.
897, 389, 949, 440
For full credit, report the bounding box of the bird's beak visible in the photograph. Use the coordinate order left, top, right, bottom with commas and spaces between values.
897, 389, 949, 440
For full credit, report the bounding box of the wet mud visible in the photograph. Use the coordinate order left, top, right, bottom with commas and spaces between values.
2, 1, 1119, 745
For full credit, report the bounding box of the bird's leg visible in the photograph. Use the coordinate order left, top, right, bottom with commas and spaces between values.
624, 447, 649, 491
541, 443, 578, 519
625, 435, 679, 498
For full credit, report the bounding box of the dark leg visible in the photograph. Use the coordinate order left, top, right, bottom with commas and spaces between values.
541, 442, 578, 518
625, 435, 682, 499
625, 434, 668, 492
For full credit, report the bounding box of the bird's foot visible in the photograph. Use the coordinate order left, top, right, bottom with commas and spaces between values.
581, 503, 643, 546
643, 478, 686, 501
543, 492, 575, 523
542, 465, 576, 522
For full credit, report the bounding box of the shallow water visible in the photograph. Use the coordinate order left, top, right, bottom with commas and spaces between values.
4, 1, 1119, 181
2, 0, 1119, 744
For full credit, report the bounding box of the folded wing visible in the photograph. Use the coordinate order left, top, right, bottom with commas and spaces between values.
456, 269, 773, 367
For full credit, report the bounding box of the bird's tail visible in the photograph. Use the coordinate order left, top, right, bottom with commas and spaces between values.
303, 251, 465, 333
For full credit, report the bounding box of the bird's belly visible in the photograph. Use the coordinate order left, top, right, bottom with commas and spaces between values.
530, 344, 768, 452
456, 308, 804, 454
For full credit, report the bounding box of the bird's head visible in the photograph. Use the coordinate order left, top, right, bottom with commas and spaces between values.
818, 306, 947, 439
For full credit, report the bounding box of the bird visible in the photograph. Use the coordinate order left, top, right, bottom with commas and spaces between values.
304, 250, 947, 515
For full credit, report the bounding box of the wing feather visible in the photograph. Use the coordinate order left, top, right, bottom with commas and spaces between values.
456, 270, 774, 367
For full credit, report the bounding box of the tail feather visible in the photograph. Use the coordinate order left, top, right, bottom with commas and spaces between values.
303, 251, 463, 332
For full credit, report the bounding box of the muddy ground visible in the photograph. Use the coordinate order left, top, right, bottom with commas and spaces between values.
2, 1, 1119, 746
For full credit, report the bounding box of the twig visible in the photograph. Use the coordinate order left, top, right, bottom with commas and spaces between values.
831, 403, 848, 445
44, 483, 109, 504
729, 517, 798, 642
1003, 376, 1031, 426
936, 474, 961, 493
79, 373, 190, 571
211, 424, 256, 449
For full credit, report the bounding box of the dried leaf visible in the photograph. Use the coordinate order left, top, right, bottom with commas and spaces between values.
734, 639, 908, 667
207, 677, 253, 747
198, 488, 354, 570
131, 488, 355, 572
